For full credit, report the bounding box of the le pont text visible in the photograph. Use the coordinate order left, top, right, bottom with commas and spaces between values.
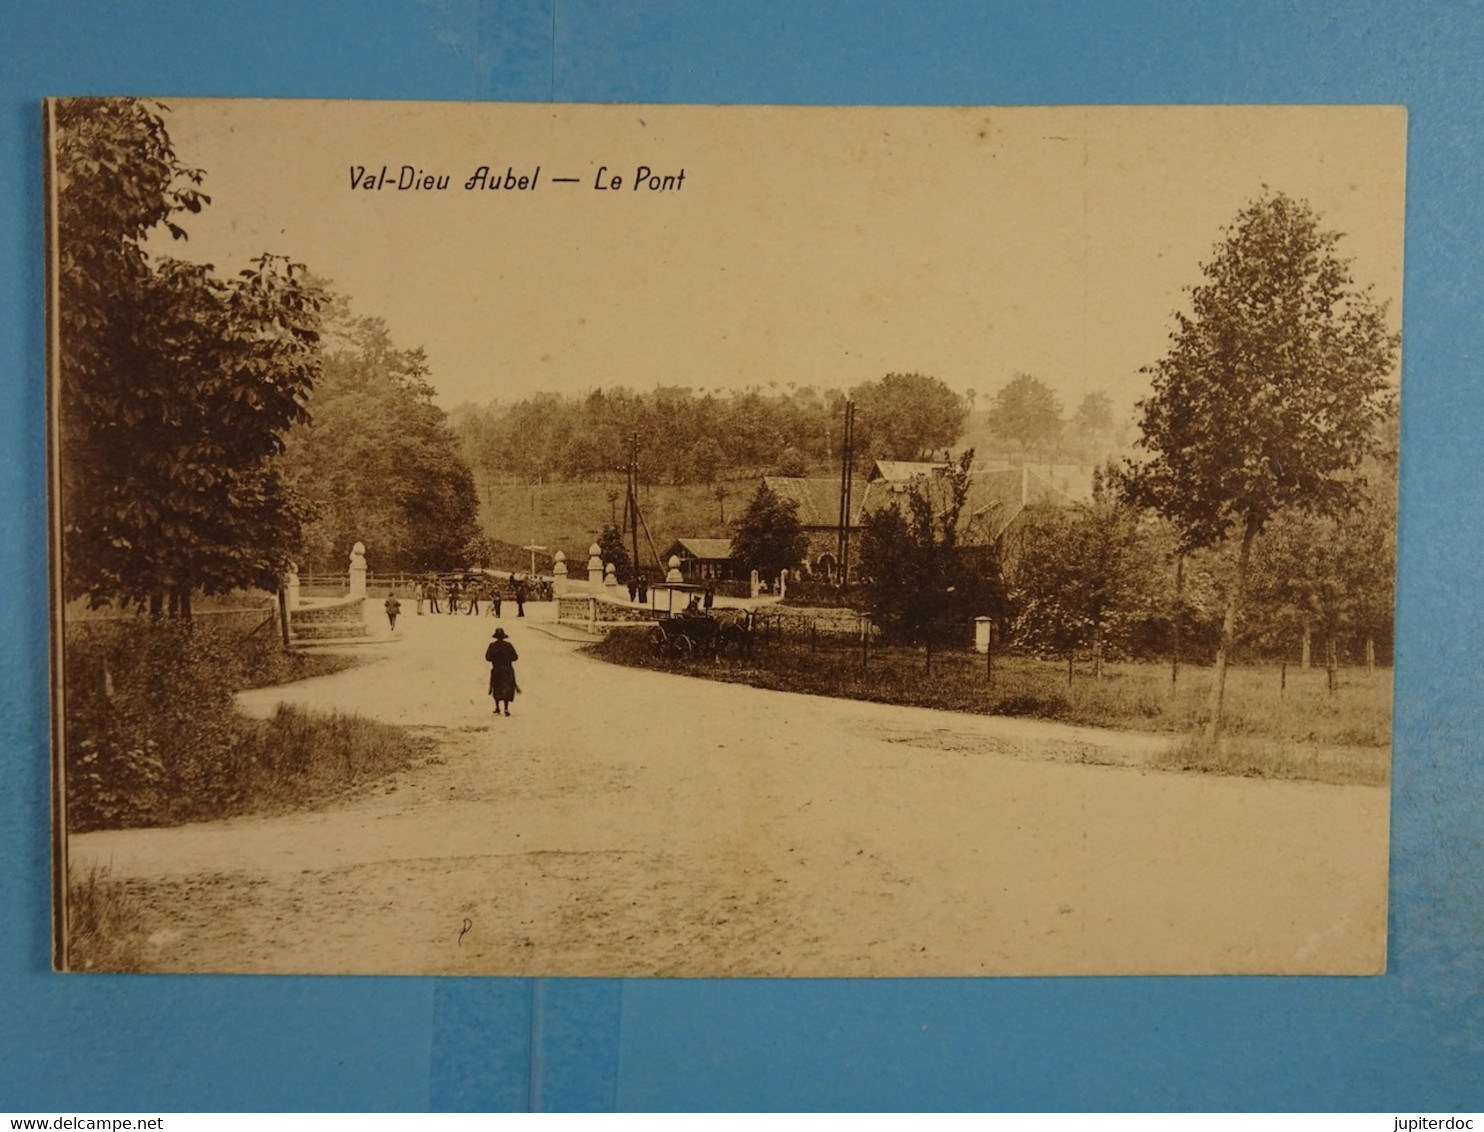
348, 164, 687, 192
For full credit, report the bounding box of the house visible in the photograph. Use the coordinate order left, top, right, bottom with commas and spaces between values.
765, 460, 1070, 579
866, 460, 950, 483
761, 474, 869, 579
662, 537, 738, 583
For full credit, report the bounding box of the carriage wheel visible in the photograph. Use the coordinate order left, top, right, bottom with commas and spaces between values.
649, 625, 668, 657
672, 634, 694, 660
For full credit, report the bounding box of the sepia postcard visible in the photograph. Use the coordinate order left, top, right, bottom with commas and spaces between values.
47, 99, 1403, 975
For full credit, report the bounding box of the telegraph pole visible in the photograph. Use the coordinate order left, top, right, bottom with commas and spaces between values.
626, 431, 642, 578
837, 399, 855, 587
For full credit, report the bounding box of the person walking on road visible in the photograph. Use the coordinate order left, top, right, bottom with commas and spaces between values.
384, 590, 402, 630
426, 578, 441, 614
514, 577, 527, 617
485, 628, 519, 717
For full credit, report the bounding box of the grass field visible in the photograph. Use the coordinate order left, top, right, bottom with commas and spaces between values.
475, 476, 760, 567
64, 865, 151, 972
588, 629, 1391, 786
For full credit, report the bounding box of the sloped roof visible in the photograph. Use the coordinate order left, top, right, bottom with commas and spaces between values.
868, 460, 950, 483
763, 476, 870, 528
763, 467, 1067, 540
666, 537, 734, 561
957, 467, 1069, 544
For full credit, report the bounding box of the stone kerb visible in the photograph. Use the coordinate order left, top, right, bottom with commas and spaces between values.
556, 593, 664, 633
288, 593, 368, 643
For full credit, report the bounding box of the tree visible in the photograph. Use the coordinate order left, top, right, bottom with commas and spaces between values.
281, 309, 479, 574
858, 450, 1005, 646
731, 482, 809, 584
54, 98, 322, 614
1070, 391, 1115, 464
1245, 440, 1397, 681
988, 373, 1063, 462
851, 373, 967, 461
596, 525, 632, 584
1008, 467, 1155, 680
1122, 191, 1398, 738
1072, 391, 1113, 436
461, 535, 497, 571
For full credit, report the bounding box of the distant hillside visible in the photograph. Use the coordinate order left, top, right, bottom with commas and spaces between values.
475, 476, 764, 573
473, 458, 1111, 574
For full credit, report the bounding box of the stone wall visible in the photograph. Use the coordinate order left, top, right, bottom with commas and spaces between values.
289, 595, 367, 642
556, 596, 665, 628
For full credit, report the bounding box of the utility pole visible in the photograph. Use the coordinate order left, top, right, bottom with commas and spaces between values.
626, 431, 642, 578
837, 399, 855, 587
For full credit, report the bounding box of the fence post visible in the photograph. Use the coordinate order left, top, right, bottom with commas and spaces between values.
277, 587, 291, 650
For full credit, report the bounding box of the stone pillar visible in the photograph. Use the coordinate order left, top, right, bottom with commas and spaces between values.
750, 568, 760, 599
552, 551, 568, 597
974, 616, 992, 654
604, 562, 618, 589
779, 568, 789, 600
587, 543, 603, 591
666, 554, 684, 584
349, 542, 367, 599
285, 563, 301, 611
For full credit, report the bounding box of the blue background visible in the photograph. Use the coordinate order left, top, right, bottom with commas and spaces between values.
3, 1, 1481, 1112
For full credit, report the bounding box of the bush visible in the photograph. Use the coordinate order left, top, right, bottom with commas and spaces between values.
227, 705, 430, 813
63, 617, 361, 830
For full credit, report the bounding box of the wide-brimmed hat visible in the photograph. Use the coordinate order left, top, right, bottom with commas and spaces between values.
492, 628, 508, 639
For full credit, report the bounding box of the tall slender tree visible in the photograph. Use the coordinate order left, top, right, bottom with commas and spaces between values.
1122, 191, 1398, 739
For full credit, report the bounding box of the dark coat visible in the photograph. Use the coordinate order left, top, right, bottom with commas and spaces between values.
485, 639, 518, 700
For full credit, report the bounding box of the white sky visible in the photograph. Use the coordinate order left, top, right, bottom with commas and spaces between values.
147, 101, 1406, 419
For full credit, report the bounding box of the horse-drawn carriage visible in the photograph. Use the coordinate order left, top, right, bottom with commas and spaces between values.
646, 583, 754, 660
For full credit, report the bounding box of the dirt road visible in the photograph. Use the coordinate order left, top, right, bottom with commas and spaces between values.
69, 600, 1389, 976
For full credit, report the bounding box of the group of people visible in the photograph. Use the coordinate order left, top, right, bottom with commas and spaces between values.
415, 573, 529, 618
382, 573, 537, 631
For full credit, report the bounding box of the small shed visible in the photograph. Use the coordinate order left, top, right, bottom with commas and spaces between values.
663, 538, 737, 583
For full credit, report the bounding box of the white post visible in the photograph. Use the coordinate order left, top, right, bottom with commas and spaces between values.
285, 563, 301, 611
552, 550, 568, 597
349, 541, 367, 599
974, 616, 992, 654
587, 543, 603, 592
667, 554, 684, 584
